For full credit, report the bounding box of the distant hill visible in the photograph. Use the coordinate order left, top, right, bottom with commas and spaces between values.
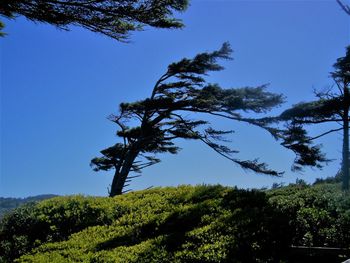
0, 194, 57, 218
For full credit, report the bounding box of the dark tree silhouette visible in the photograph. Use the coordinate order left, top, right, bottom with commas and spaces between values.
0, 20, 5, 36
91, 43, 284, 196
337, 0, 350, 15
266, 46, 350, 190
0, 0, 188, 41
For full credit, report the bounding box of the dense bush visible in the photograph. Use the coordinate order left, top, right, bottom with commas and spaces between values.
0, 196, 120, 262
0, 183, 349, 262
268, 182, 350, 248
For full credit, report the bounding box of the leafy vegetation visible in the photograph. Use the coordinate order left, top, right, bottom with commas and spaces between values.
268, 182, 350, 248
0, 181, 349, 262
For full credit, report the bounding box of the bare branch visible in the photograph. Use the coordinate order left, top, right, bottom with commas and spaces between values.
334, 78, 345, 96
292, 118, 343, 124
337, 0, 350, 15
305, 127, 344, 143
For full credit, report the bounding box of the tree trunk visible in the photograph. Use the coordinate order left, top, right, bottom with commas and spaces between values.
109, 120, 154, 196
342, 86, 349, 191
109, 150, 139, 197
342, 110, 349, 191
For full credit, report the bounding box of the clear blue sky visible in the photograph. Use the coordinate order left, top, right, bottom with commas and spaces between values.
1, 0, 349, 197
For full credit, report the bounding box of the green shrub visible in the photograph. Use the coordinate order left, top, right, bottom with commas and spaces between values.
1, 183, 349, 263
0, 195, 121, 262
268, 183, 350, 248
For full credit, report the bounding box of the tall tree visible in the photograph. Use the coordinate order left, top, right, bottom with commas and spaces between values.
91, 43, 284, 197
0, 0, 188, 41
268, 46, 350, 190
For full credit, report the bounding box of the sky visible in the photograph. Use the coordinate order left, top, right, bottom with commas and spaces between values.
1, 0, 349, 197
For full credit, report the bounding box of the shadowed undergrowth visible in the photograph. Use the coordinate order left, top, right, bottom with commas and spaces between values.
0, 182, 349, 262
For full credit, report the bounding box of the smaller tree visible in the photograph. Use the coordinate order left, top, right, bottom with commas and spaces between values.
0, 0, 188, 41
91, 43, 284, 196
265, 46, 350, 190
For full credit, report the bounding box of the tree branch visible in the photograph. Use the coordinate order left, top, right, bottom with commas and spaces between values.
337, 0, 350, 15
306, 127, 344, 142
291, 118, 344, 124
151, 73, 173, 99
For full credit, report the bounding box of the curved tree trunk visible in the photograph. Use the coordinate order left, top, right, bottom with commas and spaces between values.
109, 150, 139, 197
342, 85, 349, 191
343, 121, 349, 191
342, 108, 349, 191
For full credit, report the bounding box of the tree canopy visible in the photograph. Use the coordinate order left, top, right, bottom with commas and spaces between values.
0, 0, 188, 41
265, 45, 350, 190
91, 43, 284, 196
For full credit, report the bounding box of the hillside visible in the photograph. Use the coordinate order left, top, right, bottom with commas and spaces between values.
0, 195, 57, 218
0, 182, 349, 262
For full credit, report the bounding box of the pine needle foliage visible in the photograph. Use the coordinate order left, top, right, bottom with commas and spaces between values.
0, 0, 188, 41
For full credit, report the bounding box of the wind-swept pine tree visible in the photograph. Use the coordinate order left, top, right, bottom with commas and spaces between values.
0, 0, 188, 41
91, 43, 284, 196
267, 46, 350, 190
